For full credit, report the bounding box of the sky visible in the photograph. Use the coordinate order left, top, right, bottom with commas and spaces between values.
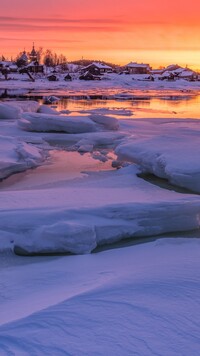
1, 0, 200, 69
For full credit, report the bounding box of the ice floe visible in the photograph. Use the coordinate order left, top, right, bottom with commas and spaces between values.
116, 119, 200, 193
18, 112, 119, 133
0, 135, 44, 179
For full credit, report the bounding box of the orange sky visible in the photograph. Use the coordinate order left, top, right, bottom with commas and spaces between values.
1, 0, 200, 69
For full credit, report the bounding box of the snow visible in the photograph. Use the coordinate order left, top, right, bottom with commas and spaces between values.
83, 62, 112, 70
116, 119, 200, 193
0, 102, 21, 120
37, 104, 60, 115
1, 161, 200, 254
0, 101, 40, 120
78, 107, 133, 116
19, 112, 119, 133
0, 135, 44, 179
1, 72, 200, 93
0, 238, 200, 355
0, 87, 200, 354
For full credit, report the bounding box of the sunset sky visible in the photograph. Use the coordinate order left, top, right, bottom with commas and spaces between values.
1, 0, 200, 69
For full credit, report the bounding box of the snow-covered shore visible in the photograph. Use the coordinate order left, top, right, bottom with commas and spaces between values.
0, 73, 200, 94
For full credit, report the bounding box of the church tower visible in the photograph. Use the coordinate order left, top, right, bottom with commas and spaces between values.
29, 43, 38, 62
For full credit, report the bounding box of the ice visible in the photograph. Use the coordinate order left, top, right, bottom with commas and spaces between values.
89, 114, 119, 130
0, 100, 41, 120
0, 102, 21, 120
6, 100, 40, 113
15, 221, 96, 255
0, 135, 44, 179
116, 119, 200, 193
0, 90, 200, 355
79, 108, 133, 116
0, 164, 199, 254
18, 112, 119, 133
37, 104, 60, 115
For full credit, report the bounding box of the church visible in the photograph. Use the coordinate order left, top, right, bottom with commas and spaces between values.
17, 44, 44, 73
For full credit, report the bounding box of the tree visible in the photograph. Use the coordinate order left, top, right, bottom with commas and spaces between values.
43, 49, 54, 67
37, 47, 44, 64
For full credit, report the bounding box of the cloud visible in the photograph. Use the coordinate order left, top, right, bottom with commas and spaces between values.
0, 16, 119, 24
0, 15, 124, 34
0, 37, 83, 43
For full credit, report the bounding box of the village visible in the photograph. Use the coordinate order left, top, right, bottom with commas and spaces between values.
0, 44, 199, 83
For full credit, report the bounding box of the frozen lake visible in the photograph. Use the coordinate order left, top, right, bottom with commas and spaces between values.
0, 89, 200, 354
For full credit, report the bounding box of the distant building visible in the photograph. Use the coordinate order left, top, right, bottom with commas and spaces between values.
0, 60, 18, 72
125, 62, 151, 74
17, 44, 44, 73
177, 69, 198, 81
81, 62, 113, 75
29, 43, 38, 62
16, 51, 29, 67
26, 60, 44, 73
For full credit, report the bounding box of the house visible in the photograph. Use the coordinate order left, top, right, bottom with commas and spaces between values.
79, 71, 101, 81
64, 73, 72, 81
26, 60, 44, 73
151, 69, 165, 75
0, 61, 18, 73
81, 62, 112, 75
165, 64, 180, 72
47, 74, 58, 81
177, 69, 198, 81
159, 71, 175, 81
125, 62, 151, 74
16, 51, 29, 67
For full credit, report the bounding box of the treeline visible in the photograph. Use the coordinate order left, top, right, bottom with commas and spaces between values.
0, 50, 118, 68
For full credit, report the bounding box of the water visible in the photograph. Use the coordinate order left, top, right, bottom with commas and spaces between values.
0, 151, 115, 191
50, 95, 200, 119
1, 88, 200, 119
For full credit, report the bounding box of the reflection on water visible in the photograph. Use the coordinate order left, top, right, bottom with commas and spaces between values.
53, 96, 200, 119
1, 88, 200, 118
0, 151, 115, 191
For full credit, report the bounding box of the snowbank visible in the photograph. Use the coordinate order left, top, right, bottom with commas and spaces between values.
18, 112, 119, 133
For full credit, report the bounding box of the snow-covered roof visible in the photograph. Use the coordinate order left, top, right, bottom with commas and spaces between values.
151, 69, 164, 74
165, 64, 180, 71
19, 52, 28, 62
172, 67, 185, 74
161, 71, 173, 77
84, 62, 112, 70
178, 70, 196, 77
126, 62, 150, 68
0, 60, 14, 66
9, 65, 18, 69
26, 61, 40, 67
